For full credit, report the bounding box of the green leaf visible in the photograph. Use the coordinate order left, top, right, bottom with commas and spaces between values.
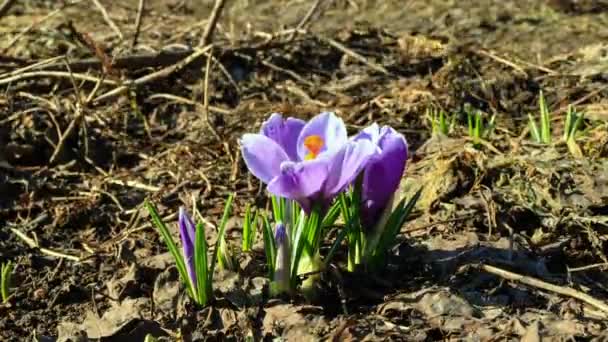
539, 91, 551, 144
145, 201, 196, 300
194, 222, 209, 305
242, 204, 253, 252
370, 187, 422, 268
1, 261, 12, 303
322, 200, 341, 229
208, 193, 235, 296
528, 113, 541, 143
261, 213, 276, 278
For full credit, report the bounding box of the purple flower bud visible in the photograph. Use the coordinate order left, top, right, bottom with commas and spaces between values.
354, 124, 408, 228
178, 207, 197, 291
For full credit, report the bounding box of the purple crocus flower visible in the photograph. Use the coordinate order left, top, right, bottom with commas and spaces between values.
354, 124, 408, 228
178, 207, 197, 291
261, 113, 306, 161
241, 112, 374, 213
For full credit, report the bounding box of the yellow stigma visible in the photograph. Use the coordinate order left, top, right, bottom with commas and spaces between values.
304, 135, 324, 160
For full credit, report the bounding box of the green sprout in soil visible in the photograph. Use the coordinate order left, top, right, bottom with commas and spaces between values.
241, 204, 258, 252
339, 183, 421, 272
563, 104, 584, 142
563, 104, 585, 157
467, 109, 495, 148
1, 261, 13, 304
426, 107, 455, 136
145, 193, 234, 306
528, 90, 552, 144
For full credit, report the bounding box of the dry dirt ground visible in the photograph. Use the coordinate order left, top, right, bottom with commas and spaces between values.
1, 0, 608, 340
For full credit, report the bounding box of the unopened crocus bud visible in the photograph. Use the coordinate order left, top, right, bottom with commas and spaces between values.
272, 222, 291, 295
178, 207, 197, 292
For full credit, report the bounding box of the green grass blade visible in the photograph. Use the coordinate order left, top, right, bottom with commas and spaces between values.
271, 195, 284, 223
194, 222, 209, 305
539, 91, 551, 143
1, 261, 12, 303
290, 212, 311, 284
325, 223, 349, 267
145, 201, 196, 299
372, 188, 422, 266
261, 213, 276, 278
439, 110, 447, 135
242, 204, 253, 252
208, 193, 235, 292
322, 200, 341, 228
570, 111, 584, 140
564, 105, 573, 141
528, 114, 541, 143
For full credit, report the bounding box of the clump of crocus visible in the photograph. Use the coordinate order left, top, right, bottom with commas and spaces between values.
241, 112, 375, 293
351, 124, 420, 270
145, 194, 234, 306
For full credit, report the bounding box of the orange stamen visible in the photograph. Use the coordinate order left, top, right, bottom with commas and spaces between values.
304, 135, 324, 160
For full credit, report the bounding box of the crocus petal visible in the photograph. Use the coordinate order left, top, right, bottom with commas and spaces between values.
178, 207, 197, 290
353, 122, 381, 145
261, 113, 306, 161
267, 160, 328, 213
361, 127, 408, 227
297, 112, 348, 160
321, 139, 377, 199
241, 133, 290, 184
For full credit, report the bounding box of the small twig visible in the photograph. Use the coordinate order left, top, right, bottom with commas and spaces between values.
132, 0, 146, 48
106, 178, 160, 192
0, 0, 16, 19
554, 85, 608, 115
0, 70, 116, 87
202, 50, 222, 141
146, 93, 231, 115
2, 2, 83, 53
568, 262, 608, 273
0, 56, 64, 79
93, 45, 213, 103
480, 263, 608, 315
92, 0, 124, 40
200, 0, 226, 47
289, 0, 323, 40
10, 228, 81, 262
260, 58, 314, 86
49, 104, 84, 165
36, 49, 194, 73
316, 34, 390, 75
476, 49, 528, 77
68, 21, 116, 77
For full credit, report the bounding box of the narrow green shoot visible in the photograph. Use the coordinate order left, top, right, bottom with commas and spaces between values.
261, 213, 276, 278
467, 110, 495, 148
145, 201, 196, 300
563, 105, 584, 142
242, 204, 257, 252
216, 194, 236, 271
426, 107, 455, 136
194, 222, 209, 306
366, 188, 422, 269
1, 261, 13, 304
529, 91, 552, 144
